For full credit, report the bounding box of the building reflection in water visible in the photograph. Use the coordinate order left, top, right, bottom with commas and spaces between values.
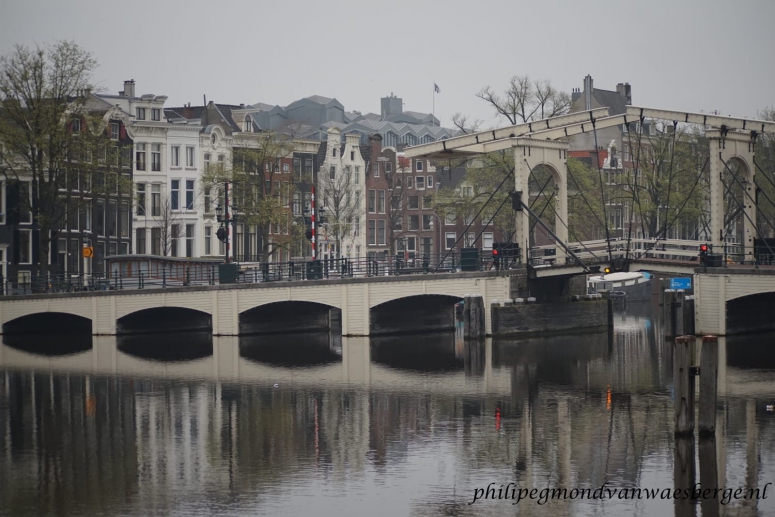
1, 307, 774, 516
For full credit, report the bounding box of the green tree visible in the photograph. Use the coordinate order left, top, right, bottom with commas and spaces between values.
201, 131, 297, 261
0, 41, 131, 278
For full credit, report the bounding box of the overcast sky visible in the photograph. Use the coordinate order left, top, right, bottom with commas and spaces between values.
2, 0, 774, 129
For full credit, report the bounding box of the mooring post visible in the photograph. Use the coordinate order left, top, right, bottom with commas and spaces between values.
674, 335, 695, 435
674, 290, 685, 336
663, 289, 675, 335
699, 335, 719, 435
683, 295, 695, 335
674, 435, 696, 517
463, 294, 485, 338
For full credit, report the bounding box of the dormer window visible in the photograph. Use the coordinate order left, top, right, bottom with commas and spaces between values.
243, 116, 252, 132
72, 118, 81, 133
136, 107, 146, 120
110, 122, 120, 140
211, 133, 217, 145
151, 108, 161, 121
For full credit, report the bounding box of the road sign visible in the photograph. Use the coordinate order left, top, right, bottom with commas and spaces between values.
82, 246, 94, 258
670, 277, 692, 290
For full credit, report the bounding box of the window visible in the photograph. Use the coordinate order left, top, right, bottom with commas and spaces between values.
171, 224, 180, 256
72, 118, 81, 133
332, 148, 337, 158
110, 123, 120, 140
368, 190, 376, 213
416, 160, 424, 172
151, 143, 161, 171
416, 176, 425, 190
120, 202, 129, 237
377, 220, 385, 245
406, 236, 416, 252
445, 211, 456, 225
171, 180, 180, 210
204, 187, 211, 213
186, 180, 195, 210
483, 232, 494, 250
445, 232, 456, 250
17, 181, 32, 223
464, 214, 474, 225
350, 150, 355, 161
243, 116, 252, 132
427, 176, 433, 188
386, 162, 392, 173
368, 220, 376, 245
151, 184, 161, 216
462, 186, 473, 197
304, 159, 313, 177
355, 191, 361, 209
186, 224, 195, 257
409, 215, 419, 231
18, 229, 31, 264
422, 214, 432, 231
83, 204, 92, 232
151, 228, 161, 255
96, 200, 105, 236
136, 107, 146, 120
329, 165, 336, 179
395, 214, 403, 231
135, 143, 146, 171
107, 200, 117, 237
408, 196, 419, 210
378, 190, 385, 214
422, 195, 432, 210
374, 163, 380, 177
406, 176, 413, 189
205, 226, 212, 255
465, 232, 475, 247
282, 162, 289, 173
136, 228, 146, 254
186, 146, 195, 167
203, 152, 211, 170
171, 146, 180, 167
151, 108, 161, 121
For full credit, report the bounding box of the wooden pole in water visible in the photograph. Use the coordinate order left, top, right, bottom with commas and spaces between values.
699, 335, 719, 435
674, 335, 695, 435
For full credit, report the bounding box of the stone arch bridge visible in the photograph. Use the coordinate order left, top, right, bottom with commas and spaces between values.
0, 271, 513, 337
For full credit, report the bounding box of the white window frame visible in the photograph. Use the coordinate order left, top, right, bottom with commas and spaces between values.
136, 107, 146, 120
151, 108, 161, 121
185, 146, 195, 168
416, 160, 424, 172
483, 232, 494, 250
445, 232, 456, 250
18, 229, 32, 264
171, 145, 180, 167
427, 175, 433, 188
416, 176, 425, 190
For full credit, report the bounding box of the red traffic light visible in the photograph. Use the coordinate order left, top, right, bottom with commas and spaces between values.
492, 249, 499, 255
699, 244, 708, 252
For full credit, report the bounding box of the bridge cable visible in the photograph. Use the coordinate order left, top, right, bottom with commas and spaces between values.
720, 156, 775, 242
717, 170, 775, 260
591, 118, 615, 263
752, 159, 775, 213
431, 164, 516, 273
623, 119, 650, 258
629, 156, 708, 262
565, 162, 610, 241
530, 188, 603, 262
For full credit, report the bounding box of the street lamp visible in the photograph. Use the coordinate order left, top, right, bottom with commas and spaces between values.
215, 183, 239, 263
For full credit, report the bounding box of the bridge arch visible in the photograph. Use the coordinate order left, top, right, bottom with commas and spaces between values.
726, 291, 775, 334
3, 312, 92, 335
370, 294, 463, 335
239, 300, 338, 335
117, 307, 212, 335
2, 312, 93, 355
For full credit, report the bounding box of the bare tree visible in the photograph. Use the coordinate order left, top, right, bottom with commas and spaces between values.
318, 165, 362, 258
0, 41, 131, 277
477, 75, 570, 124
152, 197, 183, 256
384, 156, 413, 255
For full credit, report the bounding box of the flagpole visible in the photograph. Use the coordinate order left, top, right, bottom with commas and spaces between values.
432, 83, 435, 127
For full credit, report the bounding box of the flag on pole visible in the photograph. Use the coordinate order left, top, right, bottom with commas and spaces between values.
434, 83, 441, 93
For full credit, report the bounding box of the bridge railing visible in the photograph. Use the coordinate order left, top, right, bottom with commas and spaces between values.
0, 249, 523, 297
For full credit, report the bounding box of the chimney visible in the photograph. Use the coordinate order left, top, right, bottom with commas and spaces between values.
123, 79, 135, 98
583, 75, 593, 110
624, 83, 632, 105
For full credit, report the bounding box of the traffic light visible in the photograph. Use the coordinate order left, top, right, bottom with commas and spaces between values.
492, 248, 501, 270
604, 267, 612, 274
216, 227, 228, 242
699, 243, 709, 264
511, 191, 523, 211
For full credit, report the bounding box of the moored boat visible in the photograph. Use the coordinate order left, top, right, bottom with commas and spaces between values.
587, 271, 652, 302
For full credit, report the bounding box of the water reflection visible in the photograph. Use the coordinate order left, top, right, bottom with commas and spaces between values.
240, 331, 342, 367
118, 330, 213, 362
1, 308, 774, 516
2, 331, 92, 356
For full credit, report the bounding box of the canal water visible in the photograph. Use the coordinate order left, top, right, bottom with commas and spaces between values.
1, 304, 774, 516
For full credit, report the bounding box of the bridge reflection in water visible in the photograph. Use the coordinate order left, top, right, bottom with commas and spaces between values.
1, 310, 774, 516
